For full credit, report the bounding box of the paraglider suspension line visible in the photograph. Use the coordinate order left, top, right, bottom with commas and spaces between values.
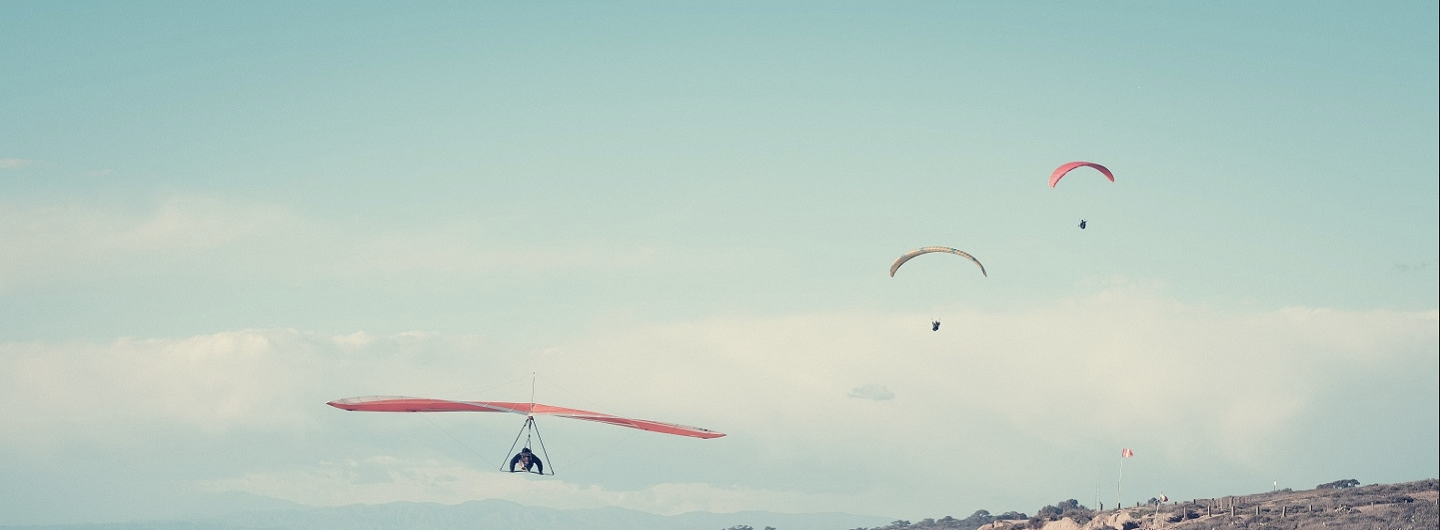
500, 416, 554, 475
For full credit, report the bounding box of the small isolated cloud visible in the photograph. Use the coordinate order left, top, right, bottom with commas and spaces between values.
846, 383, 894, 401
0, 158, 40, 171
1394, 262, 1432, 274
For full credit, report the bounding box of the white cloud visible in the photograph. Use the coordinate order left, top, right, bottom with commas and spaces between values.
0, 158, 41, 171
203, 456, 870, 515
0, 195, 725, 289
0, 195, 294, 288
846, 384, 895, 401
0, 290, 1433, 516
0, 330, 317, 446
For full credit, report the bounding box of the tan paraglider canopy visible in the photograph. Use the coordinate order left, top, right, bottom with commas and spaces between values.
889, 247, 987, 278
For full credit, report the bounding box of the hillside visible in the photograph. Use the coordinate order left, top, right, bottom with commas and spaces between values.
850, 479, 1438, 530
3, 479, 1432, 530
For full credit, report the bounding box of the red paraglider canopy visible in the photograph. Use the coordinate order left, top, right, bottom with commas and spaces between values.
327, 396, 726, 439
1049, 161, 1114, 188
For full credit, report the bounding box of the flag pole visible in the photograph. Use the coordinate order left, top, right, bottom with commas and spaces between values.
1116, 454, 1125, 508
1116, 448, 1132, 508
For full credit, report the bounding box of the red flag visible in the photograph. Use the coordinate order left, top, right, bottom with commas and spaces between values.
1121, 448, 1134, 458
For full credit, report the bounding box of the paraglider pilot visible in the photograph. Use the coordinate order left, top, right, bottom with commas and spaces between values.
510, 447, 544, 474
931, 320, 941, 331
1079, 219, 1087, 229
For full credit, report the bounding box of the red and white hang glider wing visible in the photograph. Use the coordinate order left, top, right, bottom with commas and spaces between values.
327, 396, 726, 439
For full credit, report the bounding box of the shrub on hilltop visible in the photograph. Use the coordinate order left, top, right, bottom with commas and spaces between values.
851, 509, 1029, 530
1034, 499, 1092, 525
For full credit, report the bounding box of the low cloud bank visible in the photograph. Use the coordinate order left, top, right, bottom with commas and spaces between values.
1, 289, 1434, 518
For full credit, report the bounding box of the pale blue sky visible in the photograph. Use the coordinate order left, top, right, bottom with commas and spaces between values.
2, 2, 1436, 526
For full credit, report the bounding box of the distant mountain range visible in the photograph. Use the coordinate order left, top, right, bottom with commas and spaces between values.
0, 498, 894, 530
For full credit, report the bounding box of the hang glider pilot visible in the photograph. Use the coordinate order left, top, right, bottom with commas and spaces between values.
510, 447, 544, 474
1079, 219, 1087, 229
932, 320, 941, 331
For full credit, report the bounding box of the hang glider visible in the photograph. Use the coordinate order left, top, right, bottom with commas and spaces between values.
327, 396, 726, 439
